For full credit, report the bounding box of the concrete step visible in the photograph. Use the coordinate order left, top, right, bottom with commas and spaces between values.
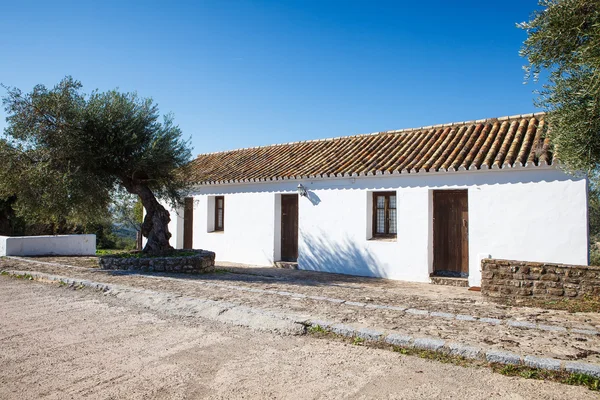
430, 276, 469, 287
274, 261, 298, 270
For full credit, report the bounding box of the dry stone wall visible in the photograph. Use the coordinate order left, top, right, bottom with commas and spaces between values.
481, 259, 600, 300
99, 250, 215, 274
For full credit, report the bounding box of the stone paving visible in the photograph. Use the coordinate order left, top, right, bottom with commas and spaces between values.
2, 256, 600, 364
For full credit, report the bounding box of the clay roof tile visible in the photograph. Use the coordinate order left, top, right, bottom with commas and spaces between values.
186, 113, 552, 184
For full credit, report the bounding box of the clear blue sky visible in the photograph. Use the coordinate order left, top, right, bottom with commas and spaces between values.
1, 0, 543, 156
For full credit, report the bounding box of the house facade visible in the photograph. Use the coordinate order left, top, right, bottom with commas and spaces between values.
165, 114, 589, 287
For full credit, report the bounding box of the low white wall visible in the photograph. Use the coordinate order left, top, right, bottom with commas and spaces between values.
0, 236, 7, 257
164, 167, 588, 286
0, 235, 96, 256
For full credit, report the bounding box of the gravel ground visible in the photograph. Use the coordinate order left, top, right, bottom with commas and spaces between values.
1, 276, 598, 399
2, 256, 600, 364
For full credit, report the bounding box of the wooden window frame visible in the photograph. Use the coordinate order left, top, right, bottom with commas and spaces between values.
372, 191, 397, 239
214, 196, 224, 231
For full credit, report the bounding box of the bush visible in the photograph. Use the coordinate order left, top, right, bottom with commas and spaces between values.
590, 240, 600, 266
589, 185, 600, 266
92, 223, 136, 250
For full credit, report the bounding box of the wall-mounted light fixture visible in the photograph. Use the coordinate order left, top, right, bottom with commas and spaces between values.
297, 183, 308, 197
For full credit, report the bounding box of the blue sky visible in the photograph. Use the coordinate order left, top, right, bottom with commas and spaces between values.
0, 0, 543, 156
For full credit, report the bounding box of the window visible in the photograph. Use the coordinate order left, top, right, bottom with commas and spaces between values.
372, 192, 397, 238
214, 196, 224, 231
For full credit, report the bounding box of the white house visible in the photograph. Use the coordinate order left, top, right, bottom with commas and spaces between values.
165, 113, 588, 287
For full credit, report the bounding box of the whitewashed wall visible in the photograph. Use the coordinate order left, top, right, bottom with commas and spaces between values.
166, 167, 588, 286
0, 235, 96, 256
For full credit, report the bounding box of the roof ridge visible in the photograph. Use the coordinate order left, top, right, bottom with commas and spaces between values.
194, 112, 546, 158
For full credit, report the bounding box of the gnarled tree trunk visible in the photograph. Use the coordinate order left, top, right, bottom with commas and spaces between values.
124, 182, 173, 254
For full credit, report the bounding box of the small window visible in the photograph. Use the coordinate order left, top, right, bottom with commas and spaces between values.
215, 196, 224, 231
372, 192, 397, 238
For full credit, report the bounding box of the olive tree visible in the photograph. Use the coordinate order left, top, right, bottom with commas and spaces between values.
520, 0, 600, 175
1, 77, 192, 253
520, 1, 600, 263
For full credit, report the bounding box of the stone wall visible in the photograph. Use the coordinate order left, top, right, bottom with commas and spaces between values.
99, 250, 215, 274
481, 259, 600, 300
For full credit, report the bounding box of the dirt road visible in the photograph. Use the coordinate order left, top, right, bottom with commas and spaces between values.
3, 256, 599, 364
0, 277, 596, 399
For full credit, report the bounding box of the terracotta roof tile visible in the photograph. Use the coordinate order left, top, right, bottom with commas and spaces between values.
186, 113, 551, 185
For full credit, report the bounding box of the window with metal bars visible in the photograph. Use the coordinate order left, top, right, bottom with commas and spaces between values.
372, 192, 397, 238
215, 196, 224, 231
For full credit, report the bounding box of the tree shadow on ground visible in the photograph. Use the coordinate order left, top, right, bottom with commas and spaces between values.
105, 234, 390, 288
107, 266, 390, 289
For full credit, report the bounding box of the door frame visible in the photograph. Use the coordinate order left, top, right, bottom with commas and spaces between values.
280, 194, 299, 262
432, 189, 469, 277
183, 197, 194, 250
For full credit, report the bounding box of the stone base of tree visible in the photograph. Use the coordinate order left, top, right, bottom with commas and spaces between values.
99, 250, 216, 274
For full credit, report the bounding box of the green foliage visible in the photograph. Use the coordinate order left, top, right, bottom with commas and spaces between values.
0, 195, 96, 236
590, 243, 600, 265
494, 363, 599, 391
1, 77, 192, 248
391, 346, 470, 367
95, 249, 129, 256
304, 322, 599, 391
0, 196, 25, 235
111, 189, 142, 235
589, 185, 600, 235
565, 372, 600, 391
308, 325, 327, 334
80, 87, 192, 203
8, 273, 34, 280
589, 183, 600, 265
133, 198, 143, 225
352, 337, 365, 345
520, 1, 600, 175
92, 222, 136, 250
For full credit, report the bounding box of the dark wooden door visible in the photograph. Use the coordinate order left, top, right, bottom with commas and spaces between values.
183, 197, 194, 250
281, 194, 299, 262
433, 190, 469, 277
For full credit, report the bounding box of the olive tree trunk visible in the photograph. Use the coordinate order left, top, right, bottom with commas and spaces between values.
126, 183, 173, 254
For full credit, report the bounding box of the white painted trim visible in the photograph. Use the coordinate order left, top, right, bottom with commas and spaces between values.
188, 164, 559, 190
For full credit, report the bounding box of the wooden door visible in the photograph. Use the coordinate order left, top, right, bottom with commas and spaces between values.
281, 194, 299, 262
183, 197, 194, 250
433, 190, 469, 277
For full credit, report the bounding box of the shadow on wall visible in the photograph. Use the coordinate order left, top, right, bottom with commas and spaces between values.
306, 190, 321, 206
299, 232, 387, 279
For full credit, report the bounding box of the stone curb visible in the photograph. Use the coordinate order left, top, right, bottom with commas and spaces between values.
1, 270, 308, 336
5, 256, 599, 338
306, 320, 600, 378
3, 268, 600, 379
